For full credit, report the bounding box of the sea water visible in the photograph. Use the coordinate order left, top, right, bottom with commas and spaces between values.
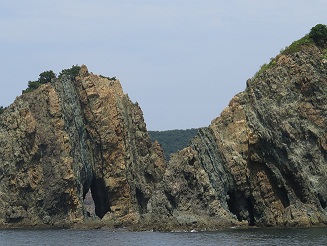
0, 227, 327, 246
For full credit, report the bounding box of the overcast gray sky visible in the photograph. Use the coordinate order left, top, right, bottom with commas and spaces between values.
1, 1, 326, 130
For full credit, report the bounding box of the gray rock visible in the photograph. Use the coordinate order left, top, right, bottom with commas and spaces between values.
0, 40, 326, 230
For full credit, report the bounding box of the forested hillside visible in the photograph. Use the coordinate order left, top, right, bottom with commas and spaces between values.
148, 128, 199, 159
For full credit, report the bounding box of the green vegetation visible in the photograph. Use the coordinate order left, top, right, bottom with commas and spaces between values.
281, 24, 327, 55
149, 128, 199, 160
22, 70, 56, 94
59, 65, 81, 80
38, 70, 57, 84
281, 35, 313, 55
254, 24, 327, 79
254, 57, 278, 78
309, 24, 327, 46
22, 65, 82, 94
255, 35, 313, 78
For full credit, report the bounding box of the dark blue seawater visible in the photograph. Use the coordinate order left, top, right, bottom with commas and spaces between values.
0, 227, 327, 246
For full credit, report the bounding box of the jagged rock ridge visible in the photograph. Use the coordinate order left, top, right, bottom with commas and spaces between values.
0, 30, 326, 230
0, 65, 165, 227
144, 41, 327, 229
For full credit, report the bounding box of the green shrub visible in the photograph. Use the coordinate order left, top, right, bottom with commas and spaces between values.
22, 81, 42, 94
22, 70, 56, 94
309, 24, 327, 46
59, 65, 81, 80
254, 57, 278, 78
38, 70, 56, 84
251, 24, 327, 81
281, 24, 327, 54
281, 35, 313, 55
22, 66, 82, 94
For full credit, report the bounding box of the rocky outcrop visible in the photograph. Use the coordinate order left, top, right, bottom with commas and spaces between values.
145, 43, 327, 229
0, 65, 165, 228
0, 33, 326, 230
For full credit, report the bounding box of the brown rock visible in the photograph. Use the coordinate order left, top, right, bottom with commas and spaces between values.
0, 35, 326, 231
0, 65, 165, 228
148, 43, 327, 229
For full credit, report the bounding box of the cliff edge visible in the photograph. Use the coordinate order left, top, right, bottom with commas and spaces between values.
144, 32, 327, 230
0, 26, 326, 230
0, 65, 165, 228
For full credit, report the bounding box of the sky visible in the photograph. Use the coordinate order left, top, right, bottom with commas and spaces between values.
0, 1, 326, 130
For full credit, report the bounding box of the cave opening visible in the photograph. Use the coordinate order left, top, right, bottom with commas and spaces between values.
135, 187, 149, 214
226, 191, 256, 226
246, 196, 255, 226
317, 194, 327, 209
276, 186, 290, 208
85, 178, 111, 219
226, 191, 241, 221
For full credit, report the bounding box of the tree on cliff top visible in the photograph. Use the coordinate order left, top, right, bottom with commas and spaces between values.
309, 24, 327, 46
22, 65, 81, 94
38, 70, 56, 84
22, 70, 56, 94
59, 65, 81, 80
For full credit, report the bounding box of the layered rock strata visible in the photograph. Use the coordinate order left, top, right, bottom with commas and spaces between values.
145, 43, 327, 229
0, 39, 326, 230
0, 65, 165, 227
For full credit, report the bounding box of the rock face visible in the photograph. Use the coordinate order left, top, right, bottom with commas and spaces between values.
0, 66, 165, 227
0, 36, 326, 230
144, 43, 327, 229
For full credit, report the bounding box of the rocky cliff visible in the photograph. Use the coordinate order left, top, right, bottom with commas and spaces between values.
142, 37, 327, 230
0, 29, 326, 230
0, 65, 165, 228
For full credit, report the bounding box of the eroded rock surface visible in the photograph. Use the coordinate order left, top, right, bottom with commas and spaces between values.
146, 44, 327, 229
0, 39, 326, 230
0, 66, 165, 228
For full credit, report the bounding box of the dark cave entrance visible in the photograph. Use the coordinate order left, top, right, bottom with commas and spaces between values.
317, 194, 327, 209
227, 191, 255, 226
246, 197, 255, 226
83, 178, 111, 219
135, 187, 150, 214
